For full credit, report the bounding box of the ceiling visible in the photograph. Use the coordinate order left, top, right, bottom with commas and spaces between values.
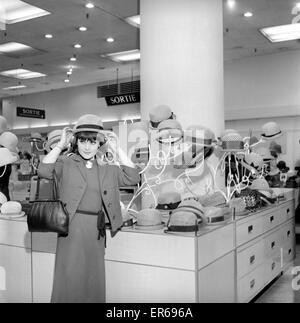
0, 0, 300, 99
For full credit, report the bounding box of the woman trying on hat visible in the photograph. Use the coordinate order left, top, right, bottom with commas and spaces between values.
38, 114, 140, 303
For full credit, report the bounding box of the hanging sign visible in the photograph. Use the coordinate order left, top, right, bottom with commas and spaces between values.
16, 107, 46, 119
105, 92, 140, 106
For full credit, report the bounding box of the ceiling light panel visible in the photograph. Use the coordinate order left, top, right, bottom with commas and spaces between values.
0, 69, 46, 79
260, 23, 300, 42
2, 85, 27, 90
1, 0, 50, 24
0, 42, 32, 53
125, 15, 140, 28
102, 49, 140, 62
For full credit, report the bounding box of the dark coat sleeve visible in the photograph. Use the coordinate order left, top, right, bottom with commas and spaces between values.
113, 165, 140, 187
37, 156, 66, 179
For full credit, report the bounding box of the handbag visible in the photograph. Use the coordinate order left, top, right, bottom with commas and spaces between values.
27, 172, 69, 235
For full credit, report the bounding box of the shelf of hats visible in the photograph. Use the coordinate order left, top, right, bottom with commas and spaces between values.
0, 111, 298, 303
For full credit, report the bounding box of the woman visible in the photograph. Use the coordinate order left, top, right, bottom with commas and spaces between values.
38, 114, 140, 303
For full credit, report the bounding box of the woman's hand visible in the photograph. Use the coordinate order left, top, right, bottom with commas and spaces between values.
57, 127, 73, 150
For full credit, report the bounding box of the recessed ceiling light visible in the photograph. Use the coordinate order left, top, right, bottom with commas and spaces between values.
70, 57, 77, 61
244, 12, 253, 18
260, 23, 300, 42
85, 2, 95, 9
64, 79, 70, 83
3, 84, 27, 90
1, 0, 51, 24
67, 71, 72, 75
125, 15, 140, 28
227, 0, 236, 9
78, 26, 87, 32
0, 68, 46, 79
106, 37, 114, 43
45, 34, 53, 39
102, 49, 140, 62
0, 42, 33, 53
74, 43, 82, 49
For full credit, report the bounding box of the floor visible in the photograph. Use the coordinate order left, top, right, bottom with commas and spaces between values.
255, 235, 300, 303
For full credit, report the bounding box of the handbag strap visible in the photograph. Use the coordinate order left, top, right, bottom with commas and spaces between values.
52, 172, 60, 200
35, 177, 41, 200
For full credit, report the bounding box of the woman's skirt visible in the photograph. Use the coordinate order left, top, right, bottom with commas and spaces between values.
51, 212, 105, 303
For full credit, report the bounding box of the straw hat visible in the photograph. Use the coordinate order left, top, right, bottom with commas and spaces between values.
73, 114, 104, 133
204, 206, 231, 225
0, 201, 23, 216
0, 132, 18, 153
251, 178, 273, 193
155, 119, 183, 144
45, 129, 62, 152
221, 129, 244, 151
0, 147, 18, 167
156, 191, 181, 211
261, 122, 282, 140
0, 116, 8, 134
149, 105, 174, 129
30, 132, 43, 142
135, 209, 164, 230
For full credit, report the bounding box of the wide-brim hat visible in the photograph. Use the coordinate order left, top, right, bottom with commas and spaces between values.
0, 116, 8, 134
0, 131, 19, 153
45, 129, 62, 152
221, 130, 244, 151
156, 191, 181, 211
155, 119, 183, 144
73, 114, 104, 134
251, 178, 273, 193
135, 209, 164, 230
0, 201, 23, 216
149, 105, 174, 128
204, 206, 231, 225
0, 147, 18, 167
261, 122, 282, 140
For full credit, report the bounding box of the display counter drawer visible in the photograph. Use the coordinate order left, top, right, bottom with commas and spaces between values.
263, 257, 281, 286
282, 240, 295, 267
281, 220, 295, 248
237, 239, 264, 279
236, 217, 263, 247
0, 219, 31, 249
263, 229, 282, 259
237, 265, 264, 303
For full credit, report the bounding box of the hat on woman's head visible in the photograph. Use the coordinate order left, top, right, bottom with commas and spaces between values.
149, 105, 174, 129
73, 114, 104, 133
45, 129, 62, 152
135, 209, 164, 230
155, 119, 183, 144
261, 122, 282, 140
0, 131, 18, 153
0, 147, 18, 167
0, 116, 8, 134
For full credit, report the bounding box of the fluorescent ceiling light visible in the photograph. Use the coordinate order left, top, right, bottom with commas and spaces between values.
78, 26, 87, 32
0, 42, 33, 53
106, 37, 114, 43
45, 34, 53, 39
125, 15, 140, 28
85, 3, 95, 9
0, 68, 46, 79
260, 23, 300, 42
102, 49, 140, 62
1, 0, 50, 24
244, 12, 253, 17
2, 84, 26, 90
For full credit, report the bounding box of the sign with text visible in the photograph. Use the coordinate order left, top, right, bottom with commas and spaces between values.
16, 107, 45, 119
105, 92, 140, 106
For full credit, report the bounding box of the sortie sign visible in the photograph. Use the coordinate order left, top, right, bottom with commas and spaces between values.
105, 92, 140, 106
16, 107, 46, 119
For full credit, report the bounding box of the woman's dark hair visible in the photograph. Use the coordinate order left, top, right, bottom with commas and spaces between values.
71, 131, 106, 154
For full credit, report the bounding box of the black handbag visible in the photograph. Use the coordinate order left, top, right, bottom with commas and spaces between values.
27, 173, 69, 235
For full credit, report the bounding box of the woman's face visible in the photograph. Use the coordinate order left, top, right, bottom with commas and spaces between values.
77, 138, 100, 159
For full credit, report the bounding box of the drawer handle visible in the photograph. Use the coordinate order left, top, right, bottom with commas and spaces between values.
270, 216, 274, 223
287, 230, 291, 237
289, 249, 292, 255
250, 255, 255, 265
271, 241, 275, 249
287, 208, 290, 214
250, 279, 255, 289
272, 262, 276, 270
248, 225, 253, 234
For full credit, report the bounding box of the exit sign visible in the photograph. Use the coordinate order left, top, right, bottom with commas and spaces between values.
105, 92, 140, 106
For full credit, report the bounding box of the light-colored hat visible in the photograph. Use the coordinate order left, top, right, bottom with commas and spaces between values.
251, 178, 273, 193
45, 130, 62, 152
204, 206, 231, 225
261, 122, 282, 140
0, 192, 7, 205
149, 105, 174, 128
0, 116, 8, 134
30, 132, 43, 142
244, 152, 264, 169
229, 198, 247, 216
155, 119, 183, 144
0, 132, 18, 153
135, 209, 164, 230
0, 201, 23, 216
198, 192, 226, 207
156, 191, 181, 211
0, 147, 18, 167
221, 129, 244, 151
73, 114, 104, 133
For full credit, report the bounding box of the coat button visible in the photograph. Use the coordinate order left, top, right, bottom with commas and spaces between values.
107, 202, 112, 207
103, 190, 107, 195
